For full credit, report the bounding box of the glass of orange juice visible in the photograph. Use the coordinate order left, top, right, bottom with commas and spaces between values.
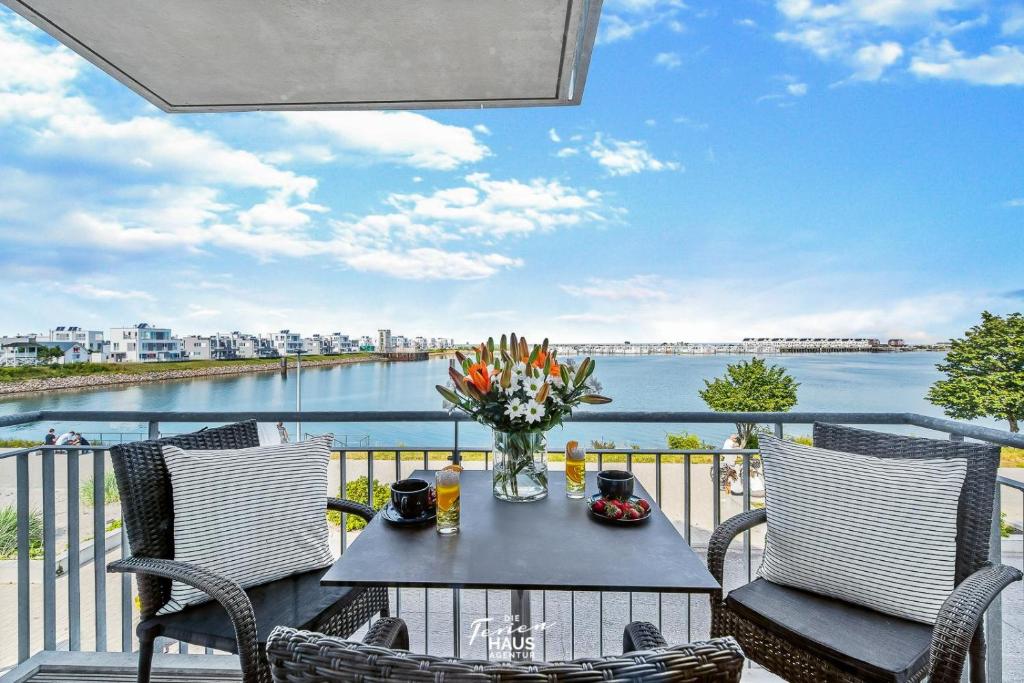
565, 441, 586, 498
435, 465, 461, 534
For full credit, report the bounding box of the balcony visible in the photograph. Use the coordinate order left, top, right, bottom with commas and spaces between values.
0, 410, 1021, 682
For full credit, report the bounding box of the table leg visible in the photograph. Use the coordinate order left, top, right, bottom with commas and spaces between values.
510, 589, 533, 660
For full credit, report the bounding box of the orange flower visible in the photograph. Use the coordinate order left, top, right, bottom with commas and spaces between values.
466, 362, 491, 393
533, 350, 548, 368
548, 361, 560, 377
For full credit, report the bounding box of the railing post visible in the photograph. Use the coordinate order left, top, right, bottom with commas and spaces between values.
17, 451, 30, 663
147, 421, 159, 440
68, 448, 81, 651
42, 448, 56, 650
986, 484, 1003, 682
453, 420, 461, 465
774, 423, 783, 439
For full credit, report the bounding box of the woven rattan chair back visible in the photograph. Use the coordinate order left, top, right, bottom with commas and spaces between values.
267, 626, 746, 683
110, 419, 261, 617
812, 422, 1000, 583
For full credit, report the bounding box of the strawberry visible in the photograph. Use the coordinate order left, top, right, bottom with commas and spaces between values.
627, 509, 640, 520
592, 499, 606, 513
605, 505, 623, 519
637, 499, 650, 512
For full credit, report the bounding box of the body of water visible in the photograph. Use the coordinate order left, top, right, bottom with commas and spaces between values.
0, 352, 993, 448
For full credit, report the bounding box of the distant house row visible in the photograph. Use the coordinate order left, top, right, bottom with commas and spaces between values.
0, 324, 457, 366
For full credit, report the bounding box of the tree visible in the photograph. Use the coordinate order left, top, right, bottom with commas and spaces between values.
927, 311, 1024, 433
699, 357, 799, 447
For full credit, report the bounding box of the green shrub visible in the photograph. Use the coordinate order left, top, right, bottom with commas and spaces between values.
1001, 512, 1015, 539
787, 435, 813, 446
81, 471, 120, 507
0, 438, 44, 448
105, 518, 123, 532
327, 477, 389, 531
0, 506, 43, 559
666, 432, 716, 450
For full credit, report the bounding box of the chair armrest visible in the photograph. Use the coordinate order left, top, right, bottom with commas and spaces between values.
707, 508, 767, 602
362, 617, 409, 650
327, 497, 376, 522
109, 557, 261, 683
928, 563, 1023, 683
623, 621, 668, 652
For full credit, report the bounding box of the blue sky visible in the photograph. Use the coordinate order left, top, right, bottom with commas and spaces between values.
0, 1, 1021, 343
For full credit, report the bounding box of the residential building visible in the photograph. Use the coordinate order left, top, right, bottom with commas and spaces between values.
107, 323, 182, 362
182, 335, 214, 361
377, 329, 392, 353
303, 334, 328, 355
45, 326, 104, 352
0, 335, 42, 367
38, 340, 90, 364
268, 330, 302, 356
359, 335, 374, 351
329, 333, 358, 354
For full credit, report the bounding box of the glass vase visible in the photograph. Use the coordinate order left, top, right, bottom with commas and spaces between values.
492, 429, 548, 502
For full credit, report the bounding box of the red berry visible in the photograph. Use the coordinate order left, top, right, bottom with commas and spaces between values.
637, 499, 650, 511
606, 506, 623, 519
592, 500, 606, 513
627, 509, 640, 520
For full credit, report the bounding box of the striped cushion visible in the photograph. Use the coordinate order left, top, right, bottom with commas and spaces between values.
158, 436, 335, 614
758, 435, 967, 624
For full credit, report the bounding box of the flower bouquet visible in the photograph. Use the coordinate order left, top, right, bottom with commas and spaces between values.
436, 333, 611, 502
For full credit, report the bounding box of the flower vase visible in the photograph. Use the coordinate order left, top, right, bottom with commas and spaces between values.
492, 429, 548, 502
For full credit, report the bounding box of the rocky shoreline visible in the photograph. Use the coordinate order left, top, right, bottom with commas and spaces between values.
0, 355, 383, 396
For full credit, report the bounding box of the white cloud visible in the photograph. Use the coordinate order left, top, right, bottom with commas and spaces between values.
548, 128, 561, 143
787, 82, 809, 95
556, 147, 580, 157
1004, 198, 1024, 207
1004, 5, 1024, 35
673, 115, 709, 130
599, 0, 687, 43
773, 0, 994, 83
279, 111, 489, 170
473, 124, 492, 135
587, 135, 682, 176
561, 275, 671, 301
72, 283, 156, 302
849, 41, 905, 80
654, 52, 683, 69
910, 41, 1024, 85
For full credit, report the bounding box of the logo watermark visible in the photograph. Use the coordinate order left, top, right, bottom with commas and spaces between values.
468, 615, 555, 660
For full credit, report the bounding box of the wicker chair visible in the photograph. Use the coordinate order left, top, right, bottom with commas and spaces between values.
106, 420, 389, 683
708, 422, 1022, 683
266, 621, 746, 682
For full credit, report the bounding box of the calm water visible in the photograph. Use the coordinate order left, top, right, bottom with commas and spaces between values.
0, 352, 987, 448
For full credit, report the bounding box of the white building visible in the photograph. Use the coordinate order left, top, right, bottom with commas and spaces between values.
0, 336, 42, 367
359, 336, 374, 351
328, 333, 358, 354
39, 341, 90, 364
182, 335, 214, 360
377, 329, 392, 353
302, 335, 328, 355
107, 323, 182, 362
268, 330, 302, 356
45, 326, 104, 353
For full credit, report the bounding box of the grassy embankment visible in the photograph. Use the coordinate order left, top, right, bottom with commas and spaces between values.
0, 353, 376, 383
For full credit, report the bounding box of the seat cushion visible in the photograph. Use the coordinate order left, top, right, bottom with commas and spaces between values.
142, 567, 367, 653
727, 578, 933, 682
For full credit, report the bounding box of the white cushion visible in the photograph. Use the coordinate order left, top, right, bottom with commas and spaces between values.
758, 435, 967, 624
159, 435, 334, 614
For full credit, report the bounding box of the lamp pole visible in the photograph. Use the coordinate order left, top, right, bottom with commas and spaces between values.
295, 349, 306, 440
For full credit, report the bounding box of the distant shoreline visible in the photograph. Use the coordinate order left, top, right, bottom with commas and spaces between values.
0, 354, 384, 397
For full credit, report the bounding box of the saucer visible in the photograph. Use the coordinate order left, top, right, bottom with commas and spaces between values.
380, 502, 436, 526
586, 493, 651, 526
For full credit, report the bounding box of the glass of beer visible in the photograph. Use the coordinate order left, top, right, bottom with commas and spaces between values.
435, 466, 461, 535
565, 441, 586, 498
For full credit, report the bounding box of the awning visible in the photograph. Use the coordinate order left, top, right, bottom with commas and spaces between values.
3, 0, 603, 112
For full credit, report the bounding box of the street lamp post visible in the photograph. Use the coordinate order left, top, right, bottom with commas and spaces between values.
294, 349, 306, 440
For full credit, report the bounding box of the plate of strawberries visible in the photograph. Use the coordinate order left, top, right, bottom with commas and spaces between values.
587, 493, 651, 525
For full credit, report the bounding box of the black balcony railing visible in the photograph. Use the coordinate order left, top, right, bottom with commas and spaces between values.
0, 410, 1021, 679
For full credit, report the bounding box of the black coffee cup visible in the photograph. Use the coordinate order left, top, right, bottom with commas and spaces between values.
597, 470, 634, 499
391, 478, 431, 518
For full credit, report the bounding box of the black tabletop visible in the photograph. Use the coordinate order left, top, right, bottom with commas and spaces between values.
321, 469, 719, 593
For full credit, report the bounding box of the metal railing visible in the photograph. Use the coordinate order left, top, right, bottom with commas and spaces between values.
1, 410, 1021, 677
